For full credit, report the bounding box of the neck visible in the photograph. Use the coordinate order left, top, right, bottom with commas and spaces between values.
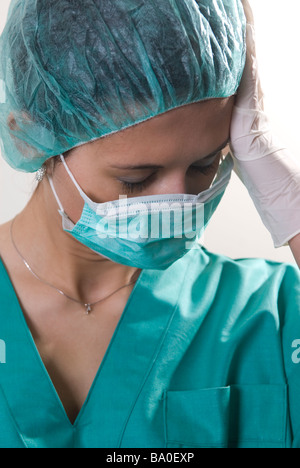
12, 180, 140, 304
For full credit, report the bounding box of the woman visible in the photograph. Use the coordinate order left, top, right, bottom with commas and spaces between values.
0, 0, 299, 448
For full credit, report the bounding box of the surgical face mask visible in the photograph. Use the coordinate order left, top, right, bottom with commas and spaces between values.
48, 154, 233, 270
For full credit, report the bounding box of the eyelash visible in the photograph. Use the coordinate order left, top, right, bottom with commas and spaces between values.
120, 154, 220, 194
120, 176, 154, 194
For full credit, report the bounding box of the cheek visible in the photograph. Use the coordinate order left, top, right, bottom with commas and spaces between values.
74, 169, 122, 204
89, 177, 130, 202
189, 155, 222, 194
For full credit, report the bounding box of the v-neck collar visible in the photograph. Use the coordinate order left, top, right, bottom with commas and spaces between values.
0, 258, 146, 430
0, 250, 195, 448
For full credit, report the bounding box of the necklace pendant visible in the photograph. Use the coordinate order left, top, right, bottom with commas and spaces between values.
85, 304, 92, 315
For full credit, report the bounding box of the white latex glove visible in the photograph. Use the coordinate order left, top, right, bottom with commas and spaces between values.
230, 0, 300, 248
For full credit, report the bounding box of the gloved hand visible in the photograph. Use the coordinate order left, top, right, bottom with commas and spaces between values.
230, 0, 300, 247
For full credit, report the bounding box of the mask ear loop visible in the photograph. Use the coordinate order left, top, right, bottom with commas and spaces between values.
47, 174, 77, 230
46, 155, 69, 218
59, 154, 99, 211
47, 174, 66, 215
46, 156, 72, 218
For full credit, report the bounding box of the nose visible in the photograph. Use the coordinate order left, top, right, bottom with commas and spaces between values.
156, 171, 189, 195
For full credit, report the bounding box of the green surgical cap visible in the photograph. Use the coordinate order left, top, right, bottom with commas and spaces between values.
0, 0, 246, 172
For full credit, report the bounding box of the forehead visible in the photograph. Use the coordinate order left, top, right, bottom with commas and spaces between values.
69, 97, 234, 167
103, 98, 233, 143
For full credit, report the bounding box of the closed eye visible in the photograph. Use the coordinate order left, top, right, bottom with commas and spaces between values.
118, 149, 223, 194
189, 151, 221, 175
119, 172, 157, 194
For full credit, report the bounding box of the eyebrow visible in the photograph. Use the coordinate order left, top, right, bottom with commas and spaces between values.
110, 138, 230, 170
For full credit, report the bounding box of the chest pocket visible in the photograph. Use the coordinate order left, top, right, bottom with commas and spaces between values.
164, 385, 289, 448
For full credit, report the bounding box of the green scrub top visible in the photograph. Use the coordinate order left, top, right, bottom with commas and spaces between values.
0, 245, 299, 449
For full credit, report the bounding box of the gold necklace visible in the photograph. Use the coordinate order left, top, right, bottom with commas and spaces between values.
10, 218, 137, 315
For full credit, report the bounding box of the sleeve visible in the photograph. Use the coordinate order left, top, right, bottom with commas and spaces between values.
280, 264, 300, 448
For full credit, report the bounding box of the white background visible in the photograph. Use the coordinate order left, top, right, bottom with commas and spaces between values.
0, 0, 299, 264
